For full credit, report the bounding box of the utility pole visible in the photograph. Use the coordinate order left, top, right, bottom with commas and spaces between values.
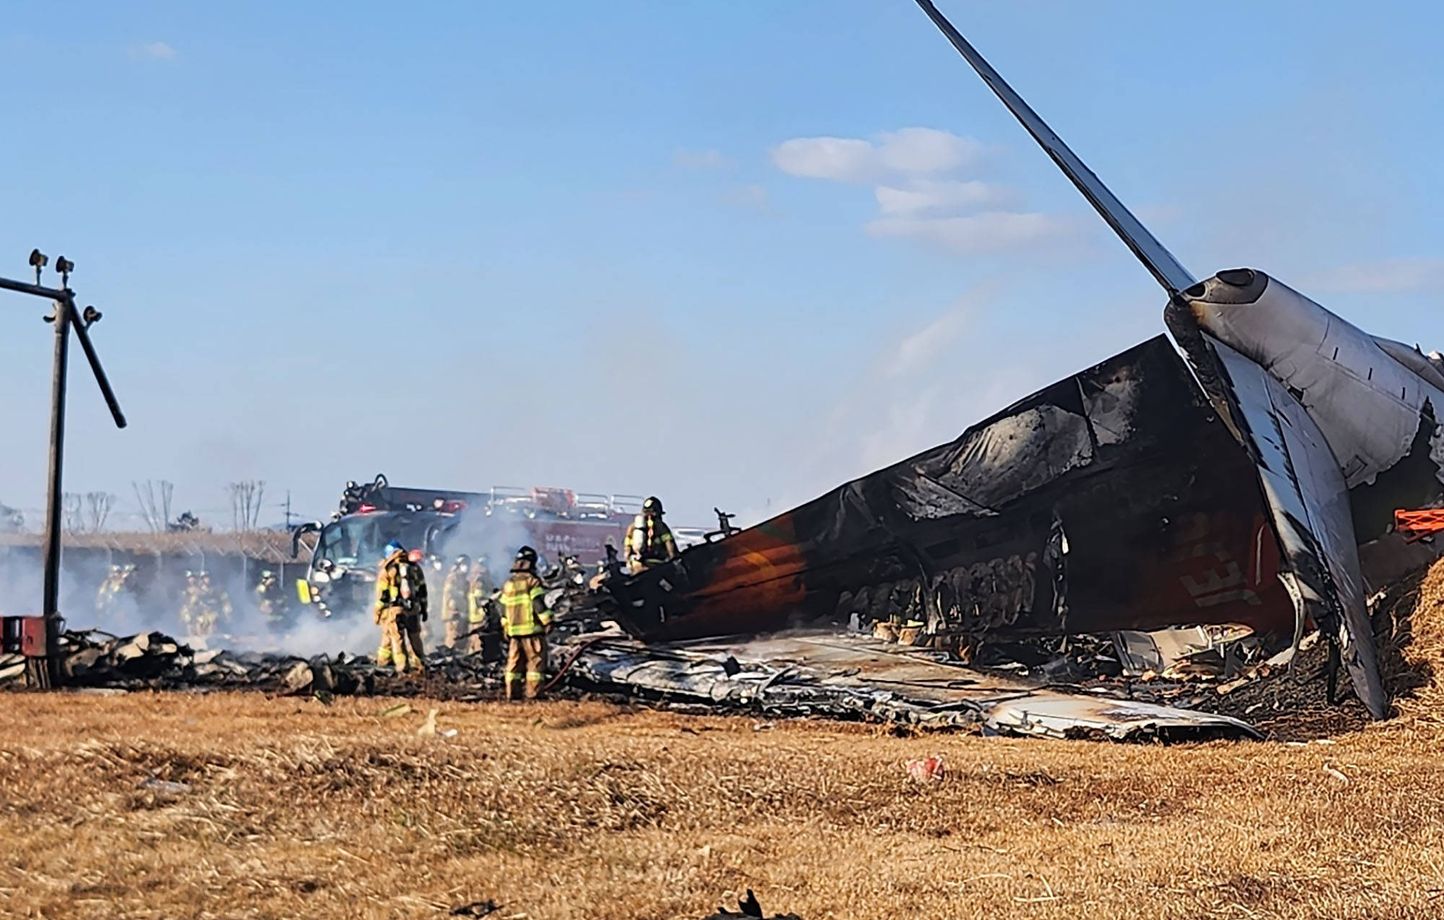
0, 250, 127, 687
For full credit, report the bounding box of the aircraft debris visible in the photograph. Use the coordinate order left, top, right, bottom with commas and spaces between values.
702, 890, 801, 920
2, 626, 1262, 741
560, 632, 1260, 741
137, 777, 191, 797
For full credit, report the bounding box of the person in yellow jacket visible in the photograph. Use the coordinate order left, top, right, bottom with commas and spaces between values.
440, 554, 471, 649
465, 555, 494, 654
499, 545, 552, 700
624, 496, 679, 574
181, 571, 232, 642
374, 540, 426, 674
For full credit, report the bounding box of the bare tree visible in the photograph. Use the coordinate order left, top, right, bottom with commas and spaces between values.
229, 480, 266, 532
61, 493, 84, 533
85, 492, 115, 532
132, 480, 175, 534
0, 500, 22, 533
159, 481, 174, 530
132, 481, 159, 533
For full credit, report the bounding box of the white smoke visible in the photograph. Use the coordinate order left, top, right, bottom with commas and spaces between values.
0, 545, 383, 658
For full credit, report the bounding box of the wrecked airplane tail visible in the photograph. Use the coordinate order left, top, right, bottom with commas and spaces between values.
906, 1, 1444, 718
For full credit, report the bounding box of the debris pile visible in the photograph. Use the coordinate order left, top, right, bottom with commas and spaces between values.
10, 561, 1444, 743
0, 629, 505, 698
968, 559, 1444, 738
560, 633, 1259, 741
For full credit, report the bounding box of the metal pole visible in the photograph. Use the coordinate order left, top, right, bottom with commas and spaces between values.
0, 255, 127, 688
66, 300, 126, 429
41, 295, 72, 685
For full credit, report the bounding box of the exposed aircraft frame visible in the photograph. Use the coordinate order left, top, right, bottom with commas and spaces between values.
597, 2, 1444, 721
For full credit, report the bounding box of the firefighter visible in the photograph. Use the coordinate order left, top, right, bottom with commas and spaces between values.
499, 545, 552, 700
375, 537, 410, 675
254, 569, 290, 631
177, 570, 199, 629
405, 548, 431, 663
465, 555, 494, 654
95, 563, 135, 621
95, 565, 122, 619
625, 496, 679, 573
441, 554, 471, 649
374, 541, 414, 673
181, 570, 232, 641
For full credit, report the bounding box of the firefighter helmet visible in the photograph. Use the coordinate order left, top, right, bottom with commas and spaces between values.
384, 540, 405, 557
514, 545, 539, 570
454, 554, 471, 567
643, 496, 664, 515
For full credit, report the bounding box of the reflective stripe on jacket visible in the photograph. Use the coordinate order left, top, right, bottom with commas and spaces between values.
499, 572, 550, 637
626, 514, 677, 563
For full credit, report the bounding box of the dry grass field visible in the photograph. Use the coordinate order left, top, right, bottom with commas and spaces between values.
3, 561, 1444, 920
4, 694, 1444, 920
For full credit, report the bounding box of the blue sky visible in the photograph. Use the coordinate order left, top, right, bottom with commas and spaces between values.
1, 1, 1442, 529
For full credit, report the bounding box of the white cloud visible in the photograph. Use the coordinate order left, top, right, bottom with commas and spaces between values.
867, 211, 1072, 254
875, 128, 982, 176
722, 183, 771, 212
132, 41, 178, 61
771, 136, 879, 182
770, 127, 982, 183
771, 126, 1071, 255
1301, 257, 1444, 294
874, 179, 1013, 216
887, 300, 972, 376
673, 148, 731, 170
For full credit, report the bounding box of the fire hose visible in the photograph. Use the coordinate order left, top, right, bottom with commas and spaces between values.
541, 634, 606, 695
445, 620, 603, 696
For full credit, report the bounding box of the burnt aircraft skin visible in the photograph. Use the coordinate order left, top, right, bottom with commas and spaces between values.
607, 3, 1444, 720
1171, 272, 1444, 541
609, 337, 1295, 644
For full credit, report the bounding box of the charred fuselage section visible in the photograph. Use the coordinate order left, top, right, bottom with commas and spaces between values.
606, 337, 1293, 645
